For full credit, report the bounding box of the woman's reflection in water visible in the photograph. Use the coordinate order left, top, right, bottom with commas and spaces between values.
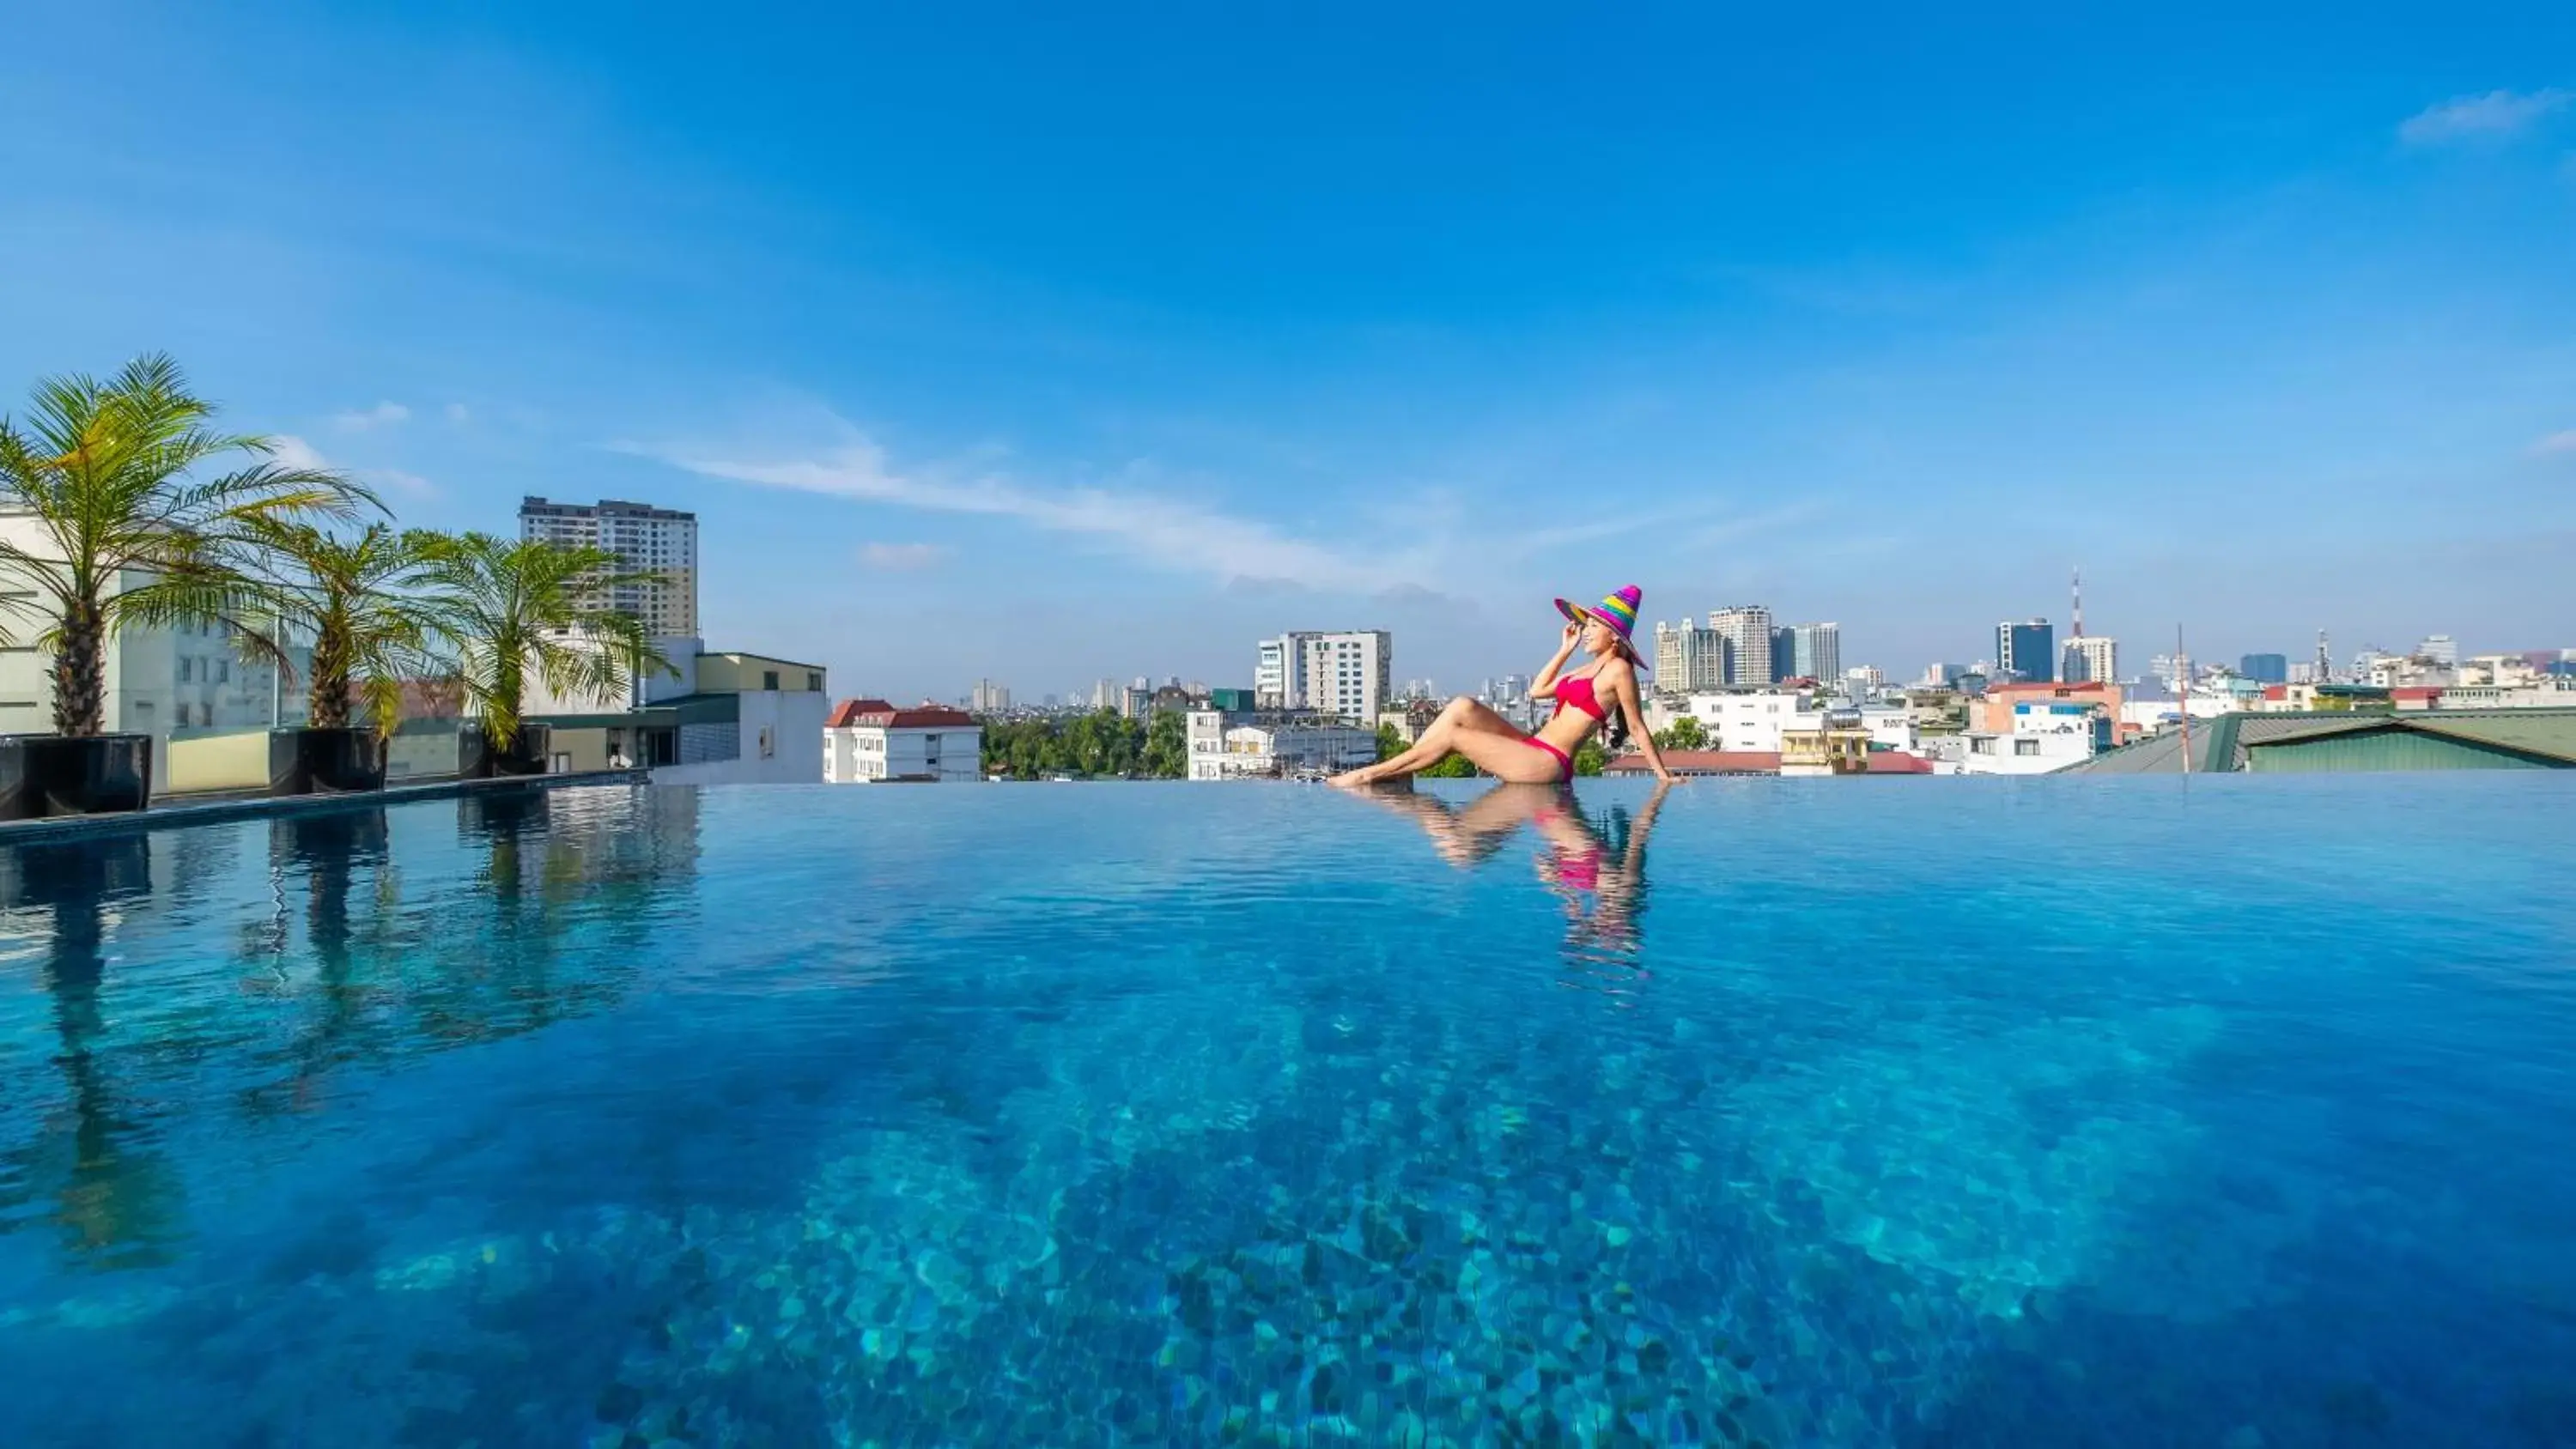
1358, 779, 1671, 1001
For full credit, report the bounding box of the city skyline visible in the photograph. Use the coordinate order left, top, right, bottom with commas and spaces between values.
3, 7, 2570, 701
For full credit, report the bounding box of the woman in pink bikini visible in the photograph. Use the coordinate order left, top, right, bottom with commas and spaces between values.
1329, 585, 1677, 787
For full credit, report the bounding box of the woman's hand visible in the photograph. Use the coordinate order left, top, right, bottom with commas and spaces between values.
1560, 619, 1583, 646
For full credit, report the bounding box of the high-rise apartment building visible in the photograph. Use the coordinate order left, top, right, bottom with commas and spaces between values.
1786, 622, 1841, 682
1770, 626, 1797, 683
519, 497, 700, 636
2239, 653, 2289, 685
969, 679, 1012, 712
1996, 619, 2055, 682
1709, 606, 1774, 687
1254, 630, 1392, 722
2061, 636, 2117, 684
1652, 621, 1724, 694
2416, 634, 2458, 667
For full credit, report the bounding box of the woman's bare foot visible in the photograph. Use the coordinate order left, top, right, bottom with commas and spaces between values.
1328, 767, 1376, 788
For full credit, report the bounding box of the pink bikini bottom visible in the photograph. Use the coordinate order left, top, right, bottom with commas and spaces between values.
1522, 737, 1573, 782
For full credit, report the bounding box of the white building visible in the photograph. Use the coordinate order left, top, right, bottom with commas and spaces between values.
531, 647, 827, 784
2417, 634, 2458, 668
518, 496, 699, 637
2062, 635, 2118, 685
1961, 700, 2111, 775
970, 678, 1012, 712
824, 699, 983, 782
1708, 606, 1774, 686
1186, 709, 1376, 780
2436, 680, 2576, 710
1679, 688, 1807, 755
1253, 630, 1391, 723
0, 508, 313, 781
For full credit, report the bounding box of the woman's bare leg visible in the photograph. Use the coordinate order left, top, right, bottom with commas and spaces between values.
1333, 697, 1531, 786
1446, 727, 1574, 785
1337, 713, 1570, 788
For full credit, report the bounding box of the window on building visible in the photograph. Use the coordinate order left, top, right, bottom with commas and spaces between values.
2014, 738, 2040, 756
762, 670, 780, 690
805, 671, 822, 691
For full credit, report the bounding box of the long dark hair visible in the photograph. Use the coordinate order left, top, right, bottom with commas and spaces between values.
1601, 641, 1639, 752
1601, 701, 1631, 754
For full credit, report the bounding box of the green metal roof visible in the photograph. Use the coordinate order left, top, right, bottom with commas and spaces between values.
2065, 708, 2576, 774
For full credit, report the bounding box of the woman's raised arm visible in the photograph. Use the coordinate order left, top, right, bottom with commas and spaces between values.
1530, 621, 1582, 700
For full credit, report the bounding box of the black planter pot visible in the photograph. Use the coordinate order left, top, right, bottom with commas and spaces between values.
295, 727, 388, 794
483, 722, 553, 778
0, 736, 30, 822
21, 734, 153, 816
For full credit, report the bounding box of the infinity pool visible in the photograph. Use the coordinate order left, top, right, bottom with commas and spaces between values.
1, 777, 2572, 1446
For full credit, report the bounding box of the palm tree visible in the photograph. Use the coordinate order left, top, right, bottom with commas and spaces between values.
235, 521, 447, 737
406, 530, 670, 753
0, 354, 372, 736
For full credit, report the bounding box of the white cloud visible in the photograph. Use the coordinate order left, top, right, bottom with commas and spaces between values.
2533, 429, 2576, 457
331, 401, 411, 431
444, 403, 471, 423
2398, 88, 2571, 146
262, 434, 433, 497
633, 415, 1437, 595
366, 468, 438, 498
267, 433, 329, 471
858, 541, 951, 570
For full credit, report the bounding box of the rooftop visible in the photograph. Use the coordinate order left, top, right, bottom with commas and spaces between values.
2066, 707, 2576, 773
828, 698, 976, 729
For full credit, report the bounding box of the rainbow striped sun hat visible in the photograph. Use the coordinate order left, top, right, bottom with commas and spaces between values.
1555, 585, 1643, 654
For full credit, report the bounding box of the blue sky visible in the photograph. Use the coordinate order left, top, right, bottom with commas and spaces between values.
3, 3, 2572, 700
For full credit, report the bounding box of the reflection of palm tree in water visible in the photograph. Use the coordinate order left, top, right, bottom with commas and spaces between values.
1358, 781, 1670, 998
238, 809, 395, 1114
2, 838, 183, 1267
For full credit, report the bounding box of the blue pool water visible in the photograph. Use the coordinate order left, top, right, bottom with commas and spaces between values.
2, 776, 2573, 1446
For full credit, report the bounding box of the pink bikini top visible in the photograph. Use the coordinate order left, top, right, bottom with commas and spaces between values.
1554, 674, 1608, 723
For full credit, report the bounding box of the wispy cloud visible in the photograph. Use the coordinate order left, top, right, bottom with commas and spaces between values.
2533, 429, 2576, 457
2399, 88, 2571, 146
858, 541, 950, 570
444, 402, 471, 423
267, 433, 329, 471
331, 400, 411, 431
368, 468, 438, 498
264, 433, 434, 498
629, 413, 1437, 595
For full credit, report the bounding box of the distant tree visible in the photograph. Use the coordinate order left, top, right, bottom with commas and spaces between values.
1375, 722, 1406, 761
1142, 709, 1187, 779
1654, 715, 1707, 751
1573, 741, 1606, 777
1424, 752, 1479, 779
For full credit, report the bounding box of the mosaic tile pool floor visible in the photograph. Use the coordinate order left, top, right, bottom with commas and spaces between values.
2, 776, 2573, 1446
